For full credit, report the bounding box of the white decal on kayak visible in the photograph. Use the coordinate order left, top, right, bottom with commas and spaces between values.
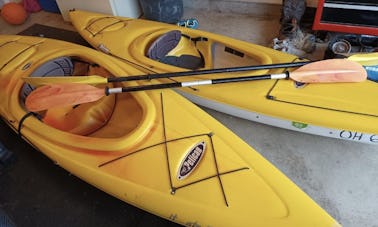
177, 141, 206, 180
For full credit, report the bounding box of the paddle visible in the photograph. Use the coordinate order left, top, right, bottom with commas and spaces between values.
25, 59, 367, 112
23, 61, 310, 86
23, 53, 378, 87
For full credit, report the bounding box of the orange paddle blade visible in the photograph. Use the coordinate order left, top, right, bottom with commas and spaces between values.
25, 83, 105, 112
290, 59, 367, 83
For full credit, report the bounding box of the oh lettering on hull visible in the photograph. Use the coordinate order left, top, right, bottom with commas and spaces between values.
339, 131, 378, 143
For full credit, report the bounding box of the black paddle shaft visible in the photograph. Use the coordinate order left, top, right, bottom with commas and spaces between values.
107, 61, 308, 83
105, 72, 289, 94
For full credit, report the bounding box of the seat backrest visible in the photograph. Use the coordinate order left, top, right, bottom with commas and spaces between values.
147, 30, 204, 69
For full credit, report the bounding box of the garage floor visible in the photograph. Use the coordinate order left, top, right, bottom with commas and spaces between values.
1, 2, 378, 227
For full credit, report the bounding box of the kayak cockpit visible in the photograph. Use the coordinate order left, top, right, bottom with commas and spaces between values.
145, 30, 264, 70
20, 56, 146, 138
129, 29, 272, 76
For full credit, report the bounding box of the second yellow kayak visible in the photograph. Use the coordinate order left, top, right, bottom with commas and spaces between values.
70, 10, 378, 145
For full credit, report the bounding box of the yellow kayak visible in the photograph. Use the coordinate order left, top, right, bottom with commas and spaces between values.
69, 10, 378, 145
0, 35, 340, 226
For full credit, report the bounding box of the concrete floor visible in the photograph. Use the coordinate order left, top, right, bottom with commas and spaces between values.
1, 2, 378, 227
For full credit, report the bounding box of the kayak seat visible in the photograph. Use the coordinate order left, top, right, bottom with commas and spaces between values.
20, 57, 74, 102
147, 30, 204, 70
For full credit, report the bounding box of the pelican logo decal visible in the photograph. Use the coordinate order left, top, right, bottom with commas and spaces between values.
177, 141, 206, 180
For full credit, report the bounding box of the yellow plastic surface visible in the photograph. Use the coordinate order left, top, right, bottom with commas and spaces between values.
0, 35, 340, 227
